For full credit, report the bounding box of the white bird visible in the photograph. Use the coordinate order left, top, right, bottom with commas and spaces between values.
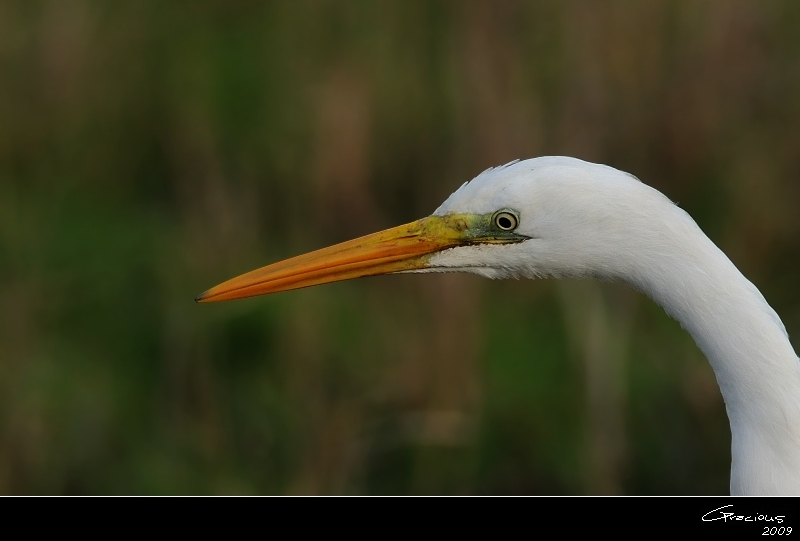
197, 156, 800, 495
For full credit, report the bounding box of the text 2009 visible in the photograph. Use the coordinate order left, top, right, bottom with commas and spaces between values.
763, 527, 792, 536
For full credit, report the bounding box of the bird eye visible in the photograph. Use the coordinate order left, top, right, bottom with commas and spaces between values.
493, 211, 518, 231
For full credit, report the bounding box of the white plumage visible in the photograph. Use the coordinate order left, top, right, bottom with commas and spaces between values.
427, 157, 800, 495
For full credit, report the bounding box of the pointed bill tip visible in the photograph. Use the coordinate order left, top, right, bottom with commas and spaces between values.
195, 291, 210, 303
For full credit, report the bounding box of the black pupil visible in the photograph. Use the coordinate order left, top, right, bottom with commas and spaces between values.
498, 216, 513, 229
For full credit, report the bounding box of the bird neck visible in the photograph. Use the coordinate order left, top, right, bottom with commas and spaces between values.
626, 212, 800, 494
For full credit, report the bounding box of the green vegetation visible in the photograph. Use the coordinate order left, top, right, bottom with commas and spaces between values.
1, 0, 798, 494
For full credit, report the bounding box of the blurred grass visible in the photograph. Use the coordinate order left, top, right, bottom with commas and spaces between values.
1, 0, 799, 494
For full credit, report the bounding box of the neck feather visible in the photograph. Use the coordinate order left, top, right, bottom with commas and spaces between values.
623, 206, 800, 495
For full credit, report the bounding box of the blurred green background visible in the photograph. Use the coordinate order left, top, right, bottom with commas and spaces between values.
1, 0, 799, 494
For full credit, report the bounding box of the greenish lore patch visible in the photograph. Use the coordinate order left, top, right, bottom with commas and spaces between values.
419, 211, 529, 246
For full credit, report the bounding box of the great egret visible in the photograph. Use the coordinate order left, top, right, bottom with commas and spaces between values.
197, 157, 800, 495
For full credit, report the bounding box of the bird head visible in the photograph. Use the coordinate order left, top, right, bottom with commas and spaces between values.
196, 157, 658, 302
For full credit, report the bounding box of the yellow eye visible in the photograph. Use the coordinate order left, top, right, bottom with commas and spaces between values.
493, 211, 518, 231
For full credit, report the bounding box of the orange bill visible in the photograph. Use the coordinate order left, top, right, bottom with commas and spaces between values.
196, 216, 459, 302
196, 212, 528, 303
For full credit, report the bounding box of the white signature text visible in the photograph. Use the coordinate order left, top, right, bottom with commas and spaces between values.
702, 505, 785, 524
